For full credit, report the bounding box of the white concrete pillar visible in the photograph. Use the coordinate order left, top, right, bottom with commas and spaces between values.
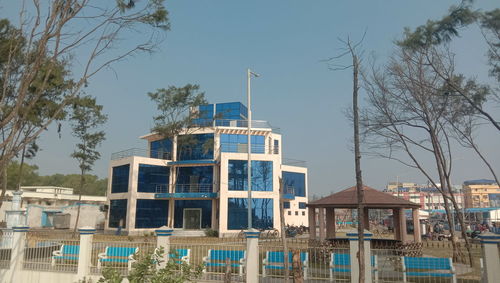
347, 229, 373, 283
7, 226, 29, 282
245, 229, 260, 283
155, 226, 173, 269
77, 227, 95, 280
479, 232, 500, 283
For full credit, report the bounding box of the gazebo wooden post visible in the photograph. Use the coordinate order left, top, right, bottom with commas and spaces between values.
363, 207, 370, 231
398, 208, 407, 242
318, 207, 326, 241
393, 208, 401, 241
412, 208, 421, 242
326, 207, 336, 239
308, 207, 316, 240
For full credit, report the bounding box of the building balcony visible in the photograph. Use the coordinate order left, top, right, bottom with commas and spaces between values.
111, 148, 172, 161
282, 186, 295, 200
220, 143, 279, 154
193, 118, 281, 133
154, 184, 218, 199
282, 158, 307, 167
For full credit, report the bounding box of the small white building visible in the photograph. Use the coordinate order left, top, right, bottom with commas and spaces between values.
0, 186, 106, 229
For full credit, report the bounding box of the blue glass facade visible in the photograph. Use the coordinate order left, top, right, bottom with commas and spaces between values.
137, 164, 169, 193
227, 198, 274, 230
177, 166, 213, 192
111, 165, 130, 193
177, 134, 214, 160
215, 102, 248, 120
109, 199, 127, 228
220, 134, 265, 153
174, 200, 212, 229
228, 160, 273, 191
150, 138, 173, 159
282, 171, 306, 197
135, 199, 169, 228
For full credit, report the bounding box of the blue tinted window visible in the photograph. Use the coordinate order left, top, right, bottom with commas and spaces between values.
298, 202, 307, 209
174, 200, 212, 229
150, 139, 172, 159
228, 160, 273, 191
284, 202, 290, 209
177, 166, 213, 192
138, 164, 169, 193
216, 102, 247, 120
220, 134, 264, 153
283, 171, 306, 197
109, 199, 127, 228
227, 198, 274, 230
177, 134, 214, 160
135, 199, 169, 228
111, 165, 129, 193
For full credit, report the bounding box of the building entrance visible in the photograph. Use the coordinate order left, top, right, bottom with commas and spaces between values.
183, 208, 202, 229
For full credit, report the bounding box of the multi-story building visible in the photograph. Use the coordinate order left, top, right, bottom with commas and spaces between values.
105, 102, 308, 236
463, 179, 500, 208
385, 185, 464, 210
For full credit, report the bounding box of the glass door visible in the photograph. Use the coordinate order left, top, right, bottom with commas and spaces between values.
183, 208, 202, 229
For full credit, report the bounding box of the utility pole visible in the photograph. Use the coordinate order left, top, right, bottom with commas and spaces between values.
247, 69, 259, 229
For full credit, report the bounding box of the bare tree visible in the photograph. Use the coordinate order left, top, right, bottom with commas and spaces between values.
0, 0, 169, 207
326, 35, 366, 282
361, 46, 480, 265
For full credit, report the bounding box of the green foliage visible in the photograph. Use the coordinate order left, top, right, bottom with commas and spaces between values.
6, 161, 108, 195
70, 96, 107, 174
98, 247, 203, 283
398, 2, 479, 49
98, 267, 123, 283
148, 84, 207, 140
204, 228, 219, 237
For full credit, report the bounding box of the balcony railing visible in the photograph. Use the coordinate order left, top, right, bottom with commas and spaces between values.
220, 143, 279, 154
194, 119, 281, 133
282, 158, 307, 167
111, 148, 172, 161
155, 184, 214, 194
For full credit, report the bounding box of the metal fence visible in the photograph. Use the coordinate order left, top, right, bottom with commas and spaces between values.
89, 239, 156, 276
0, 230, 13, 269
23, 231, 79, 273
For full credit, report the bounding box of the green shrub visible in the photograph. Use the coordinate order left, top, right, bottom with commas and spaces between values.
205, 229, 219, 237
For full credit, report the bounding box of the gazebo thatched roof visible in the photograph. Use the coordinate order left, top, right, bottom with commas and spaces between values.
308, 185, 420, 209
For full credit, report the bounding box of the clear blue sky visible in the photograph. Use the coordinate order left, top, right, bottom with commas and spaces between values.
2, 1, 499, 196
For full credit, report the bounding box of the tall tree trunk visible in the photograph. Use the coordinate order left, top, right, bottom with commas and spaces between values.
16, 147, 26, 191
73, 169, 85, 236
352, 51, 365, 283
0, 163, 7, 210
279, 178, 290, 282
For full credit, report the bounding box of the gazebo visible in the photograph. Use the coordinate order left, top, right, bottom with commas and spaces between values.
307, 185, 422, 242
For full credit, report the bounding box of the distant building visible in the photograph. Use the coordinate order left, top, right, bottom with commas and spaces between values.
105, 102, 308, 236
463, 179, 500, 208
0, 186, 106, 229
385, 183, 464, 210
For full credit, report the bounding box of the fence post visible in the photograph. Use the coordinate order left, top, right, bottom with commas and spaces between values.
77, 226, 95, 281
245, 229, 260, 283
7, 226, 29, 282
155, 226, 173, 269
479, 232, 500, 283
347, 229, 372, 283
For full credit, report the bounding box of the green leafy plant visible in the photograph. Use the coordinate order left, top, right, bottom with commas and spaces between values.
204, 229, 219, 237
97, 247, 203, 283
